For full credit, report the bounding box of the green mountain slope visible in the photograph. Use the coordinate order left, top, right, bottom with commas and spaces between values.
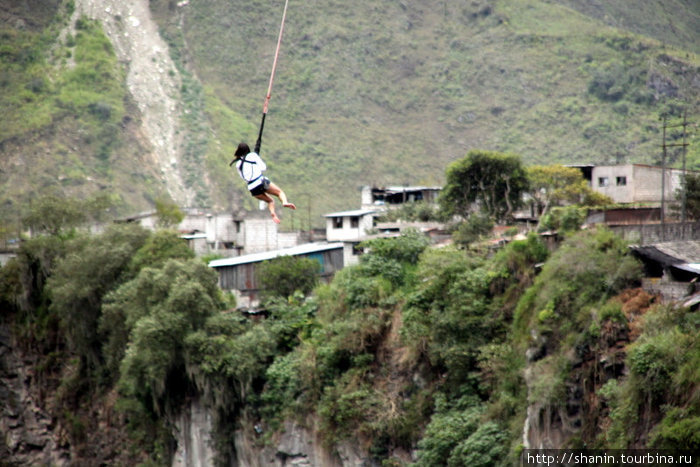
161, 0, 699, 218
0, 0, 698, 226
0, 2, 168, 226
553, 0, 700, 54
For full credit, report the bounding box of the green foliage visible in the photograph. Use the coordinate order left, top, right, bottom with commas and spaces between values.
22, 194, 86, 236
414, 398, 485, 467
112, 259, 223, 411
452, 213, 494, 248
676, 172, 700, 220
447, 421, 509, 467
598, 304, 700, 449
47, 224, 149, 375
378, 201, 445, 223
154, 198, 185, 228
527, 165, 613, 223
258, 255, 321, 300
539, 206, 587, 234
513, 228, 642, 343
128, 230, 194, 273
360, 229, 430, 265
439, 150, 528, 221
587, 61, 646, 102
651, 408, 700, 450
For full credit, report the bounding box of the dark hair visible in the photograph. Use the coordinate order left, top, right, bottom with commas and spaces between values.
235, 142, 250, 159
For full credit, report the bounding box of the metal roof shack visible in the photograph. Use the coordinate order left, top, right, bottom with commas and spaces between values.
630, 241, 700, 302
209, 242, 345, 308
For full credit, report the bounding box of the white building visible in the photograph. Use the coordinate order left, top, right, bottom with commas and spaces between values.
324, 209, 377, 242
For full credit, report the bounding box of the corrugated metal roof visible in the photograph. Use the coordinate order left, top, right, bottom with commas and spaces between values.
324, 209, 377, 218
382, 186, 442, 192
631, 241, 700, 265
209, 242, 344, 268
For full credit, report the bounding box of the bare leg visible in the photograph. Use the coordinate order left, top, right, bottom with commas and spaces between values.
266, 182, 296, 210
255, 193, 281, 224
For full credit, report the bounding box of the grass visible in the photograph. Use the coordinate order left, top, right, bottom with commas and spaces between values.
163, 0, 699, 221
0, 0, 698, 225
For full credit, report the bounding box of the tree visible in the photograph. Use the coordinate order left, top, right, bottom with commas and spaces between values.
22, 192, 121, 236
47, 224, 150, 373
128, 229, 194, 273
104, 259, 223, 411
439, 150, 528, 222
676, 172, 700, 220
154, 197, 184, 228
23, 194, 86, 236
527, 165, 611, 223
258, 255, 321, 300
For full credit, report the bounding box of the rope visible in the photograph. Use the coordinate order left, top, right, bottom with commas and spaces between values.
255, 0, 290, 154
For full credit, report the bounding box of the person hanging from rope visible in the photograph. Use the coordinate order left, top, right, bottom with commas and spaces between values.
233, 142, 295, 224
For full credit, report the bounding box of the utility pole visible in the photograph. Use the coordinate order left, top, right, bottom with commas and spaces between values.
660, 113, 692, 239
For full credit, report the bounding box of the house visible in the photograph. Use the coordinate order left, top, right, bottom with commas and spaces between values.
119, 208, 302, 257
324, 209, 377, 242
573, 164, 694, 205
374, 221, 451, 244
361, 185, 441, 210
209, 242, 345, 308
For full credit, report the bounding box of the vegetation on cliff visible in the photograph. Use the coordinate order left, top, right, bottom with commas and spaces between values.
2, 187, 699, 464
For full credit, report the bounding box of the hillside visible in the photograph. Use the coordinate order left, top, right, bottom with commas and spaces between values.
0, 0, 699, 228
157, 0, 700, 216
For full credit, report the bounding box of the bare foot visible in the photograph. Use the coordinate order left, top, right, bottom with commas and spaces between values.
283, 203, 296, 210
271, 213, 281, 224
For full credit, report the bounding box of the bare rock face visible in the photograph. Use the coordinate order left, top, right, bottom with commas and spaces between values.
172, 398, 217, 467
0, 326, 69, 466
71, 0, 195, 206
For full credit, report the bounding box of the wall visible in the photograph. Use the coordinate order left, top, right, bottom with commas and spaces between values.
590, 165, 683, 204
242, 217, 279, 253
326, 215, 374, 242
608, 221, 700, 244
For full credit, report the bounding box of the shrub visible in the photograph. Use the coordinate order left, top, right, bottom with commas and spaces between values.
414, 399, 485, 466
258, 255, 321, 300
513, 228, 642, 342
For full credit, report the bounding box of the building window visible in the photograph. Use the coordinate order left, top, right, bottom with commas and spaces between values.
598, 177, 609, 187
350, 216, 359, 228
333, 217, 343, 229
616, 176, 627, 186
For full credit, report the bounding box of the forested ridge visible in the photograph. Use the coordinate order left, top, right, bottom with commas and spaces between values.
1, 192, 699, 464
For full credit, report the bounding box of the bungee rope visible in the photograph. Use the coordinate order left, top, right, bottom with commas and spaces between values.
230, 0, 290, 166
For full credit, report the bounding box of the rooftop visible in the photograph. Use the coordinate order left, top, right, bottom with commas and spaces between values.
209, 242, 344, 268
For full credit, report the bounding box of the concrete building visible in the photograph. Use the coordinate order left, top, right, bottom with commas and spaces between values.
576, 164, 691, 205
119, 208, 302, 257
361, 185, 442, 211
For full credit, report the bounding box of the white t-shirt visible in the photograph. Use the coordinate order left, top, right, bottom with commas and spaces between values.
236, 152, 267, 189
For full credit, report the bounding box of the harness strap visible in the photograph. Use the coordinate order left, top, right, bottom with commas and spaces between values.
238, 156, 261, 184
